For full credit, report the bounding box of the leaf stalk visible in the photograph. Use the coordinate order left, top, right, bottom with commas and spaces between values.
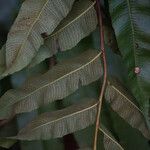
93, 0, 107, 149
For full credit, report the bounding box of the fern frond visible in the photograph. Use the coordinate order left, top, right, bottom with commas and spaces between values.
0, 44, 52, 72
0, 0, 97, 74
29, 0, 97, 67
0, 50, 102, 119
100, 126, 124, 150
2, 0, 75, 77
11, 100, 98, 140
46, 0, 97, 51
105, 80, 150, 139
108, 0, 150, 126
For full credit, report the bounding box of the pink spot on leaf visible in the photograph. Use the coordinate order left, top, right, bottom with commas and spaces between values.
134, 67, 141, 74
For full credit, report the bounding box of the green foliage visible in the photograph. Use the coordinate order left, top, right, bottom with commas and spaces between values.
0, 0, 149, 149
108, 0, 150, 127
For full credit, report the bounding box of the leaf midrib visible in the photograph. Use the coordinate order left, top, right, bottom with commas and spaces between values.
100, 127, 124, 150
50, 1, 96, 37
3, 52, 101, 109
111, 85, 143, 114
126, 0, 137, 66
19, 102, 98, 134
125, 0, 145, 105
7, 0, 49, 69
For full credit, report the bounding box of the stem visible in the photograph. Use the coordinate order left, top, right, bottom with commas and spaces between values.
93, 0, 107, 149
